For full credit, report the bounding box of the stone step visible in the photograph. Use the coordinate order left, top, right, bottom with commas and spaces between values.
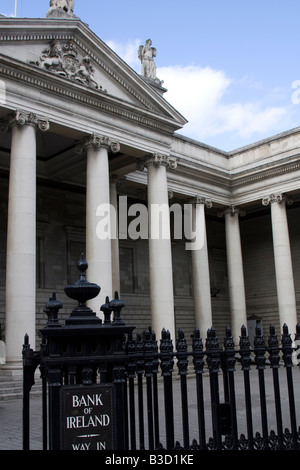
0, 374, 42, 400
0, 390, 23, 400
0, 380, 23, 389
0, 386, 42, 400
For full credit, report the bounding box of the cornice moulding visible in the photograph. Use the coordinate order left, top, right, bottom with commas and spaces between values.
125, 169, 231, 206
172, 133, 229, 158
227, 126, 300, 157
0, 54, 181, 136
173, 146, 300, 189
171, 152, 300, 207
230, 155, 300, 188
176, 156, 229, 180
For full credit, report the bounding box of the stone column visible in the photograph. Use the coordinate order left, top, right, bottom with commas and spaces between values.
143, 154, 177, 340
224, 205, 247, 344
190, 197, 213, 336
82, 134, 120, 313
262, 193, 297, 332
4, 110, 49, 370
110, 175, 120, 295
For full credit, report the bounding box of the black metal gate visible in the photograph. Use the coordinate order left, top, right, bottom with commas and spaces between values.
23, 256, 300, 451
121, 323, 300, 450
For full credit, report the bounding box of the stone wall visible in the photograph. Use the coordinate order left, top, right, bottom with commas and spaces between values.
241, 206, 300, 337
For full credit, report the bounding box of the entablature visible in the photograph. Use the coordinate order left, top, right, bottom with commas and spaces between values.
169, 132, 300, 208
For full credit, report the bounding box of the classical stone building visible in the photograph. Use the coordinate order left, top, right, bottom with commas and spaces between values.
0, 3, 299, 375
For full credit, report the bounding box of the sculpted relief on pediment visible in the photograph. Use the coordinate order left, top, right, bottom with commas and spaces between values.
30, 39, 107, 92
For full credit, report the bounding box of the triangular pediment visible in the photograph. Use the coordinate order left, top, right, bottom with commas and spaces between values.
0, 17, 187, 132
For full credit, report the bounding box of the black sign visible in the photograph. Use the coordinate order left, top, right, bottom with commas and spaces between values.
61, 384, 115, 450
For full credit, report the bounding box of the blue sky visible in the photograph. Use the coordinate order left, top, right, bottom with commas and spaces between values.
1, 0, 300, 151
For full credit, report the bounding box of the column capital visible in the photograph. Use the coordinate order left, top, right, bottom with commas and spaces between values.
218, 204, 245, 218
191, 195, 213, 208
76, 133, 120, 154
262, 193, 293, 207
0, 110, 49, 133
138, 153, 177, 171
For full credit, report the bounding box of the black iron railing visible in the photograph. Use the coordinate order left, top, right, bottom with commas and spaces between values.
22, 256, 300, 451
23, 319, 300, 451
121, 323, 300, 450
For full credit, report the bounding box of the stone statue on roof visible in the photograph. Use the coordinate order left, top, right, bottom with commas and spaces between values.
138, 39, 157, 80
138, 39, 165, 91
47, 0, 76, 18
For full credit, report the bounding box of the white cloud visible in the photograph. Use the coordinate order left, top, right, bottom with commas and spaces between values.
215, 102, 287, 139
157, 65, 231, 138
106, 39, 289, 149
158, 65, 287, 145
105, 38, 141, 71
158, 65, 231, 115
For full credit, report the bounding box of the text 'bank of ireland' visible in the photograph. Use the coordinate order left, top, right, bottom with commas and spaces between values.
61, 385, 115, 450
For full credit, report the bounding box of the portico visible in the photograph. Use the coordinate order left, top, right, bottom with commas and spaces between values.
0, 10, 187, 368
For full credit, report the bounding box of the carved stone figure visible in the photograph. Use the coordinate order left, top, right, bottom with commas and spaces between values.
40, 40, 64, 75
138, 39, 157, 80
75, 57, 98, 89
47, 0, 75, 17
37, 39, 106, 92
